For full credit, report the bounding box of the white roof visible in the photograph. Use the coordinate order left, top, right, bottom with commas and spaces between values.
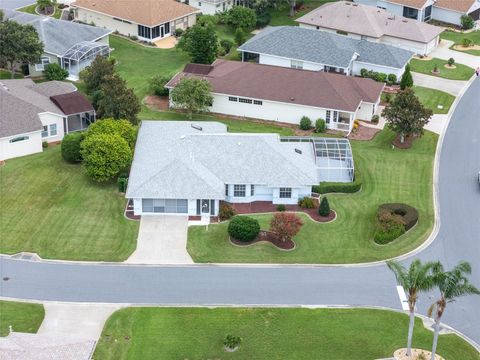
126, 121, 318, 199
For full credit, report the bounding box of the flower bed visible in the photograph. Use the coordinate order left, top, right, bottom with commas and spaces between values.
230, 230, 295, 250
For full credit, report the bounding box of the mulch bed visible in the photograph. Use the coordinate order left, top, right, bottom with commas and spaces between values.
230, 230, 295, 250
36, 6, 55, 16
144, 95, 170, 111
348, 124, 381, 141
392, 134, 418, 149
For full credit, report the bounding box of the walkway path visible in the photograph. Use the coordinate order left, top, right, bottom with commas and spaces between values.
412, 72, 467, 96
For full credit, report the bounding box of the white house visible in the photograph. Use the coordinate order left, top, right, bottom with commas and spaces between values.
0, 79, 95, 161
166, 60, 384, 133
126, 121, 354, 217
188, 0, 234, 15
72, 0, 199, 42
296, 1, 443, 55
238, 26, 414, 79
4, 10, 111, 80
354, 0, 480, 26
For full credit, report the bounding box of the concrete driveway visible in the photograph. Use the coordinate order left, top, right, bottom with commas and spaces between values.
431, 39, 480, 69
412, 72, 467, 96
125, 215, 193, 264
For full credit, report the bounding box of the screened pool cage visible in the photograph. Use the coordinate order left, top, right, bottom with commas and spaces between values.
281, 137, 354, 183
61, 41, 110, 79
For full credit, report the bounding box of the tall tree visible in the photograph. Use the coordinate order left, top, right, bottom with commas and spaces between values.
387, 260, 437, 357
400, 64, 413, 90
382, 88, 432, 143
0, 19, 44, 78
177, 23, 218, 64
428, 262, 480, 360
96, 74, 141, 125
170, 77, 213, 119
80, 55, 115, 95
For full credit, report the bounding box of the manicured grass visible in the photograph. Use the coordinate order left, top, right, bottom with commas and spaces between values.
414, 86, 455, 114
269, 0, 337, 26
94, 307, 479, 360
410, 57, 475, 80
0, 301, 45, 337
17, 4, 62, 19
441, 30, 480, 56
0, 145, 138, 261
188, 129, 437, 264
0, 69, 23, 79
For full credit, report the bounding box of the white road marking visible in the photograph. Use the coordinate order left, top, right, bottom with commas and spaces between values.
396, 285, 410, 311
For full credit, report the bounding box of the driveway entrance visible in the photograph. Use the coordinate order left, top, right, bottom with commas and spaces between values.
125, 215, 193, 264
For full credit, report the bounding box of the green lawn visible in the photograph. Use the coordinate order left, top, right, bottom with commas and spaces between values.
0, 301, 45, 337
0, 69, 23, 79
17, 3, 63, 19
410, 58, 474, 80
188, 129, 437, 264
269, 0, 337, 26
414, 86, 455, 114
0, 145, 138, 261
441, 30, 480, 56
94, 307, 479, 360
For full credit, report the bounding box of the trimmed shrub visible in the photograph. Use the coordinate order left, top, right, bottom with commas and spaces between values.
461, 15, 474, 30
298, 197, 315, 209
299, 116, 312, 130
44, 63, 69, 81
360, 68, 368, 77
219, 203, 236, 221
129, 35, 138, 41
276, 204, 286, 212
117, 176, 128, 193
371, 115, 380, 124
42, 141, 49, 149
227, 216, 260, 242
220, 39, 234, 54
387, 73, 397, 85
149, 74, 171, 96
374, 72, 388, 83
318, 196, 330, 217
378, 203, 418, 231
174, 28, 184, 37
315, 118, 326, 133
448, 57, 455, 66
312, 169, 362, 194
61, 132, 85, 163
462, 37, 474, 47
224, 335, 242, 350
86, 118, 137, 149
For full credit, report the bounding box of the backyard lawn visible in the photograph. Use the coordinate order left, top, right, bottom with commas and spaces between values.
0, 70, 23, 79
0, 145, 138, 261
188, 129, 437, 264
94, 307, 479, 360
268, 0, 337, 26
0, 301, 45, 337
441, 30, 480, 56
17, 3, 63, 19
410, 57, 475, 80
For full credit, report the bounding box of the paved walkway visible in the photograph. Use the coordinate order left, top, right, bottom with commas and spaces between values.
412, 72, 467, 96
430, 39, 480, 69
125, 215, 193, 264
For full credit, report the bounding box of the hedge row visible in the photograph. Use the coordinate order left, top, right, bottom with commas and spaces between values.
312, 170, 362, 194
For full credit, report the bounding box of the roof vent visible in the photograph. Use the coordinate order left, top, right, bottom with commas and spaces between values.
290, 97, 295, 101
191, 124, 203, 131
295, 148, 302, 154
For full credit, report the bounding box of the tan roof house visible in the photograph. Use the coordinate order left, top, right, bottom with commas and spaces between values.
72, 0, 199, 42
353, 0, 480, 26
296, 1, 443, 54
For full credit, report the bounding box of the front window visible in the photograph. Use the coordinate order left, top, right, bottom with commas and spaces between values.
290, 60, 303, 69
250, 185, 255, 196
50, 124, 57, 136
41, 125, 49, 138
225, 184, 229, 196
233, 184, 246, 197
279, 187, 292, 199
35, 56, 50, 71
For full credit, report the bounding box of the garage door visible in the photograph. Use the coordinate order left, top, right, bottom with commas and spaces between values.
142, 199, 188, 213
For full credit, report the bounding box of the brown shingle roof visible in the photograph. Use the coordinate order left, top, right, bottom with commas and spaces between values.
167, 60, 384, 113
72, 0, 199, 26
434, 0, 477, 13
50, 92, 94, 115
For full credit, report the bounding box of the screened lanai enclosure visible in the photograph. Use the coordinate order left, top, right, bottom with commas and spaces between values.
281, 137, 354, 183
61, 41, 110, 79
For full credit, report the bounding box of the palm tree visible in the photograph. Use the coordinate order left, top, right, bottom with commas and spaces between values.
428, 261, 480, 360
387, 259, 437, 357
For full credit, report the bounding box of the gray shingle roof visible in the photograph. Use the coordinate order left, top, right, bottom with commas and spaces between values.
3, 9, 111, 56
126, 121, 318, 200
238, 26, 414, 69
0, 90, 43, 138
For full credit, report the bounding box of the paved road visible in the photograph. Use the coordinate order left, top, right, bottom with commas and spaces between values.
1, 79, 479, 346
0, 0, 34, 10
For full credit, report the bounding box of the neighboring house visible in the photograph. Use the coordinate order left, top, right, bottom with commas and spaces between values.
188, 0, 234, 15
238, 26, 414, 78
296, 1, 443, 55
3, 10, 111, 80
0, 79, 95, 161
166, 60, 385, 133
354, 0, 480, 26
72, 0, 199, 42
126, 121, 354, 217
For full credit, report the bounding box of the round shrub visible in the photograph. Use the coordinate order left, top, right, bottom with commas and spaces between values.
276, 204, 286, 212
61, 132, 85, 163
228, 216, 260, 242
86, 119, 137, 149
387, 73, 397, 85
42, 141, 49, 149
299, 116, 312, 130
315, 118, 326, 133
174, 28, 184, 37
461, 15, 474, 30
44, 63, 69, 81
447, 57, 455, 66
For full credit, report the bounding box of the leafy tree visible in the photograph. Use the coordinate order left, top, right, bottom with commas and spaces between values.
197, 14, 219, 27
0, 9, 4, 21
226, 6, 257, 30
79, 55, 115, 95
428, 261, 480, 360
461, 15, 474, 30
0, 19, 44, 78
400, 64, 413, 90
86, 118, 137, 149
149, 74, 171, 96
61, 132, 85, 163
318, 196, 330, 217
81, 133, 132, 182
96, 74, 141, 125
170, 77, 213, 119
178, 23, 218, 64
270, 212, 303, 242
44, 63, 68, 80
234, 28, 246, 46
382, 88, 432, 143
387, 260, 437, 357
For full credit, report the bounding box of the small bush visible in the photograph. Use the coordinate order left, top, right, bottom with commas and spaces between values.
149, 74, 171, 96
174, 28, 184, 37
299, 116, 312, 130
276, 204, 286, 212
44, 63, 69, 81
61, 132, 85, 163
224, 335, 242, 350
461, 15, 474, 30
129, 35, 138, 41
315, 118, 326, 133
270, 212, 303, 242
117, 176, 128, 193
371, 115, 380, 124
220, 39, 234, 54
378, 203, 419, 231
360, 68, 368, 77
433, 63, 439, 73
298, 197, 315, 209
374, 210, 405, 244
462, 38, 473, 47
312, 169, 362, 194
384, 93, 392, 104
234, 28, 246, 46
42, 141, 48, 149
447, 57, 455, 66
219, 203, 236, 221
374, 72, 388, 83
318, 197, 330, 217
387, 73, 397, 85
228, 216, 260, 242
